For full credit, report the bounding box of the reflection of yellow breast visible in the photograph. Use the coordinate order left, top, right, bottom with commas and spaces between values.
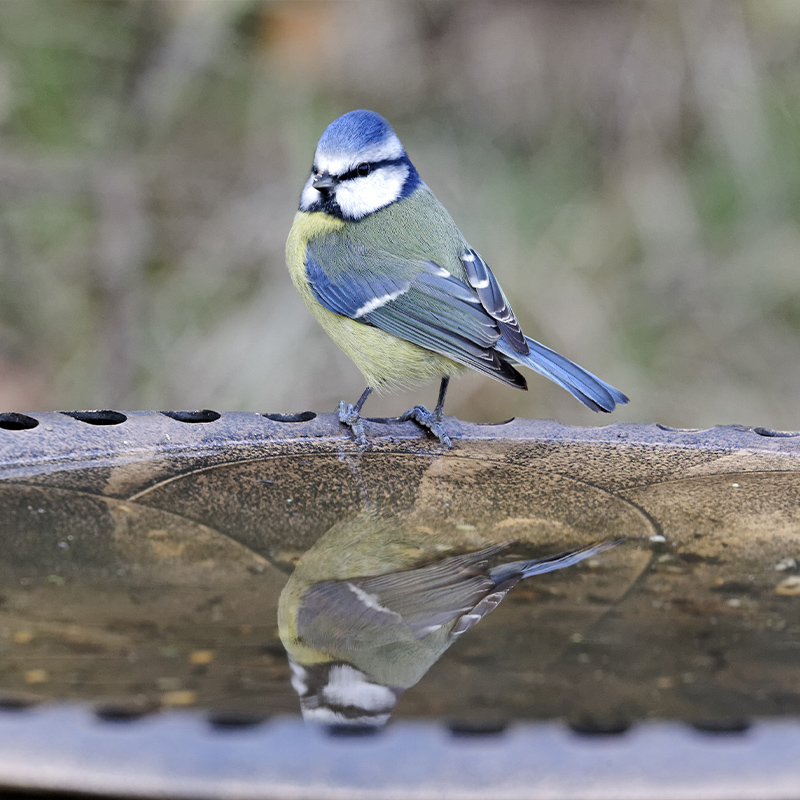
285, 210, 465, 393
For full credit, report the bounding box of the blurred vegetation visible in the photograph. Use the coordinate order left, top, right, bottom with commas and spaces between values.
1, 0, 799, 429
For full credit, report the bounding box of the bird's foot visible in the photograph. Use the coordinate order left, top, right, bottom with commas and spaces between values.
400, 405, 452, 448
339, 401, 368, 447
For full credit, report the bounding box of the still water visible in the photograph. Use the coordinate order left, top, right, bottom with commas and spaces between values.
1, 412, 799, 728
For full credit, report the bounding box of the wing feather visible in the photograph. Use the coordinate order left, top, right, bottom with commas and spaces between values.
297, 542, 516, 648
305, 241, 527, 388
461, 249, 528, 354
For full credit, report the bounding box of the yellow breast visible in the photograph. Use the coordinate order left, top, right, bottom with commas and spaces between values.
285, 211, 464, 393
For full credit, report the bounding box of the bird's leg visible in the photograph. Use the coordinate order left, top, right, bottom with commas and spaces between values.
400, 376, 452, 448
339, 386, 373, 447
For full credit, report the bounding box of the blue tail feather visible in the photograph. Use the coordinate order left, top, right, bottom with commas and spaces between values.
498, 336, 628, 413
488, 539, 621, 586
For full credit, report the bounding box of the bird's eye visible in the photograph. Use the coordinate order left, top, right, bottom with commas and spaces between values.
356, 162, 371, 177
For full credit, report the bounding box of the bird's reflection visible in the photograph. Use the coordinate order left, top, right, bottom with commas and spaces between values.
278, 510, 619, 728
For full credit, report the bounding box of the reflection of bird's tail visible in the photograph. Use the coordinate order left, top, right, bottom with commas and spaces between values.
498, 336, 629, 412
489, 539, 622, 585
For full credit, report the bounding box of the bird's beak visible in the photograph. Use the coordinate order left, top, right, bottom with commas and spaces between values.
312, 171, 336, 192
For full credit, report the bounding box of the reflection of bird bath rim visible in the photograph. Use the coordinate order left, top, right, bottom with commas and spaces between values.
1, 708, 800, 800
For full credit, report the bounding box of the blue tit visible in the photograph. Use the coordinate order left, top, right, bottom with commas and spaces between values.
278, 511, 620, 727
286, 110, 629, 448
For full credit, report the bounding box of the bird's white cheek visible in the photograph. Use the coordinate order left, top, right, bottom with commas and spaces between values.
335, 165, 408, 220
289, 662, 309, 695
322, 665, 397, 712
299, 176, 319, 211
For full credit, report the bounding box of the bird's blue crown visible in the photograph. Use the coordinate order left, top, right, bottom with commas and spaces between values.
316, 110, 401, 160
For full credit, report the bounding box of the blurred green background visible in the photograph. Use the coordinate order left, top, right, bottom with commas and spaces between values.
1, 0, 799, 430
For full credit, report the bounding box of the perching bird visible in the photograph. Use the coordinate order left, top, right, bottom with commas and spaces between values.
286, 110, 628, 447
278, 511, 620, 727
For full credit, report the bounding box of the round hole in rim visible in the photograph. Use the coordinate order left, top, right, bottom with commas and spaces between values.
263, 411, 316, 423
655, 423, 706, 433
325, 724, 382, 738
0, 696, 38, 712
162, 410, 221, 423
569, 719, 631, 736
753, 427, 800, 438
691, 719, 751, 735
0, 412, 39, 431
94, 705, 154, 723
449, 720, 507, 737
207, 712, 268, 730
61, 410, 128, 426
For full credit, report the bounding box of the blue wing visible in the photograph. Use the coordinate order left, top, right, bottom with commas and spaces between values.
305, 237, 628, 410
297, 542, 514, 647
305, 240, 527, 388
305, 257, 412, 319
461, 248, 528, 354
306, 239, 526, 388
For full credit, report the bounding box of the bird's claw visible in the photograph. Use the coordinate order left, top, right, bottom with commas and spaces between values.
339, 401, 368, 447
400, 405, 452, 448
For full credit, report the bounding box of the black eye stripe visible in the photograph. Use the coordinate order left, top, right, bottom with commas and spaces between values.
338, 157, 405, 182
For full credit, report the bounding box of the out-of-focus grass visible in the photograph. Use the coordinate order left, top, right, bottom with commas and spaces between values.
0, 0, 799, 430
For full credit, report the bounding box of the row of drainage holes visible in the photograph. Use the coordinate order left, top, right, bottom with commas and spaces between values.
3, 412, 796, 438
0, 700, 752, 738
655, 422, 800, 438
123, 715, 754, 739
0, 410, 319, 431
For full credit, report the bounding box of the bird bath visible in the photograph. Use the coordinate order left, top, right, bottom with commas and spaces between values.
0, 411, 799, 798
